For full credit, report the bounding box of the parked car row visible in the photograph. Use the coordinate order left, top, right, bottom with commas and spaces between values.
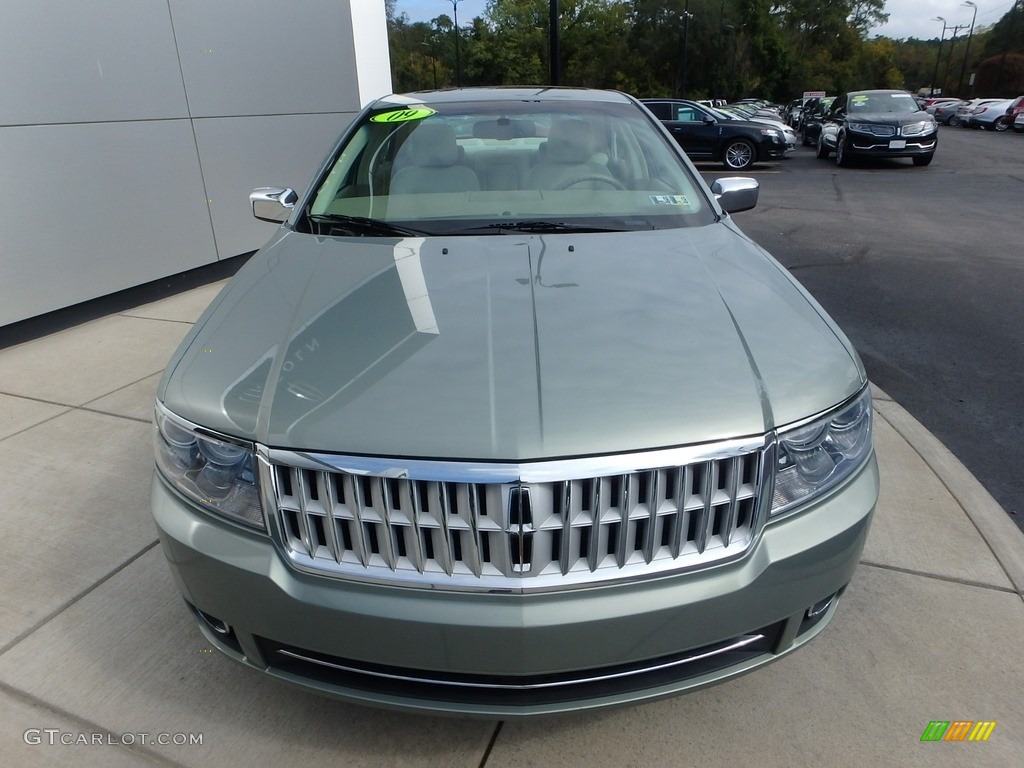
930, 95, 1024, 130
650, 86, 1023, 172
642, 98, 794, 170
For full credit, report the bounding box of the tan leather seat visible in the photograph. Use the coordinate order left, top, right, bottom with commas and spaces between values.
527, 119, 618, 190
390, 123, 480, 194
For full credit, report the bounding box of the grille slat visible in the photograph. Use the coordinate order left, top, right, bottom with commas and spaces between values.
321, 470, 344, 564
559, 480, 572, 575
270, 446, 767, 590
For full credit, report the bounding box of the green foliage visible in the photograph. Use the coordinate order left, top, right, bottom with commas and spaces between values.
981, 1, 1024, 60
975, 52, 1024, 95
385, 0, 1010, 101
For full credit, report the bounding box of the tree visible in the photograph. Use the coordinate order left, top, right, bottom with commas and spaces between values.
383, 0, 929, 100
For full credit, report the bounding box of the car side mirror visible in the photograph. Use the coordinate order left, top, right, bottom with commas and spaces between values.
712, 177, 758, 214
703, 115, 716, 125
250, 187, 298, 223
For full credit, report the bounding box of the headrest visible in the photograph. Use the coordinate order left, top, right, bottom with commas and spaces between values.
406, 122, 460, 167
545, 119, 596, 164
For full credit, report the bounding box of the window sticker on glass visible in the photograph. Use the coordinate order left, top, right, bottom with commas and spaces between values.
851, 96, 869, 107
370, 108, 437, 123
650, 195, 691, 206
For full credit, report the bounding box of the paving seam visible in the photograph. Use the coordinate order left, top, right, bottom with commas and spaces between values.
0, 680, 186, 768
0, 390, 78, 409
0, 407, 73, 445
476, 721, 504, 768
858, 560, 1018, 594
872, 388, 1024, 595
117, 314, 195, 325
75, 407, 153, 425
0, 542, 160, 658
78, 371, 167, 407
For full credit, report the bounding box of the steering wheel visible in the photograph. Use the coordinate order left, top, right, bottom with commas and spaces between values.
555, 174, 627, 190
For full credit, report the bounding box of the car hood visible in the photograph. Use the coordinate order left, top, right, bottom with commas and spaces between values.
159, 225, 864, 461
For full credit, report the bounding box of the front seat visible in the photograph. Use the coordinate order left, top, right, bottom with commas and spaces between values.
527, 119, 617, 190
390, 123, 480, 194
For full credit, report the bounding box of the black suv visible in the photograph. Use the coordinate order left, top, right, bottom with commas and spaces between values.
816, 90, 938, 167
799, 96, 834, 146
642, 99, 787, 170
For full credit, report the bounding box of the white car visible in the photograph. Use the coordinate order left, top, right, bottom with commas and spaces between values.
966, 99, 1014, 130
955, 98, 1005, 127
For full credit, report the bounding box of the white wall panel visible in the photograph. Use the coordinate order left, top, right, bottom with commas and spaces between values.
348, 0, 395, 106
0, 1, 188, 126
169, 0, 366, 118
0, 121, 217, 326
193, 113, 356, 258
2, 0, 390, 326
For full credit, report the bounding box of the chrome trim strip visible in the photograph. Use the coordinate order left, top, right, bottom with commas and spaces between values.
276, 633, 766, 691
270, 435, 768, 484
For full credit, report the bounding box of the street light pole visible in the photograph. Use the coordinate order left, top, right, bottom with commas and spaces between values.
930, 17, 948, 97
448, 0, 464, 87
957, 1, 978, 97
550, 0, 560, 86
724, 24, 739, 102
679, 0, 693, 98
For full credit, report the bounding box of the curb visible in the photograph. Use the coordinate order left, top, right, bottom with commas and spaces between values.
871, 384, 1024, 596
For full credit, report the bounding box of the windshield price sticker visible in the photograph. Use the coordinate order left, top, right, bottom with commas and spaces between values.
851, 95, 869, 107
370, 108, 437, 123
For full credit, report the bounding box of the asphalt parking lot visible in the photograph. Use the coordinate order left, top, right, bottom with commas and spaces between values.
703, 125, 1024, 532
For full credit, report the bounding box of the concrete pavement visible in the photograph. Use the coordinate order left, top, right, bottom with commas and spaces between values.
1, 281, 1022, 767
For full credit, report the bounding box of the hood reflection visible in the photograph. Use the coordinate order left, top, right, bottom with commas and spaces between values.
221, 238, 438, 434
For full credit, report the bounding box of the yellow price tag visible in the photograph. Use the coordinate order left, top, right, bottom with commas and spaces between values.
370, 108, 437, 123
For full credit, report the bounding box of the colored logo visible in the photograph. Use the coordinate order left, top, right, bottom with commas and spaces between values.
920, 721, 996, 742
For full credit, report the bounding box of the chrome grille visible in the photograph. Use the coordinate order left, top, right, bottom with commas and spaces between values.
853, 124, 896, 137
264, 441, 769, 591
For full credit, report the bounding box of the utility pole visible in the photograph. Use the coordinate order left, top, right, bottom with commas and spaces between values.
930, 17, 948, 96
957, 1, 978, 97
943, 24, 968, 94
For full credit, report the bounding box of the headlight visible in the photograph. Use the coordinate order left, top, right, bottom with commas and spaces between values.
759, 128, 779, 137
154, 403, 264, 529
771, 389, 873, 516
901, 120, 935, 136
848, 122, 881, 134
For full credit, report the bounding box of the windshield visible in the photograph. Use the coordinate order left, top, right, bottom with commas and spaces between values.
848, 92, 920, 114
303, 97, 714, 235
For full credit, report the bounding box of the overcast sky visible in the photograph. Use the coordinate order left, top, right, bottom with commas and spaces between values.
396, 1, 1017, 41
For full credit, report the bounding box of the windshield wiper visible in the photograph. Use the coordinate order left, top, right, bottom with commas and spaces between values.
454, 220, 629, 234
306, 213, 429, 237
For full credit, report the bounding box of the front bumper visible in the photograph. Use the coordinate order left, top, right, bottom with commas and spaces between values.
844, 132, 937, 159
152, 454, 878, 717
